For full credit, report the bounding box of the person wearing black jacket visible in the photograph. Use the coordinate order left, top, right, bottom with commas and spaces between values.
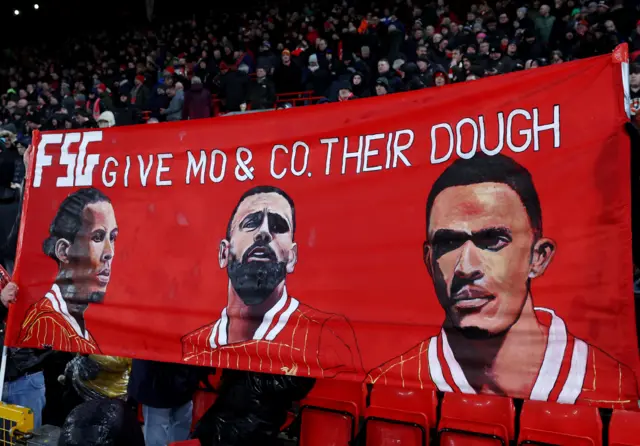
127, 359, 210, 446
1, 282, 52, 429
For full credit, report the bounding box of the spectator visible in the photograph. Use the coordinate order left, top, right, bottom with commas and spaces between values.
303, 54, 332, 98
376, 59, 403, 93
183, 76, 212, 120
161, 83, 185, 122
147, 86, 170, 120
337, 82, 356, 101
128, 360, 207, 445
375, 77, 390, 96
130, 75, 150, 110
350, 72, 370, 98
434, 71, 448, 87
114, 93, 140, 126
535, 5, 557, 45
274, 50, 303, 94
219, 64, 250, 112
248, 66, 276, 110
94, 84, 114, 119
97, 111, 116, 128
1, 281, 51, 429
630, 20, 640, 51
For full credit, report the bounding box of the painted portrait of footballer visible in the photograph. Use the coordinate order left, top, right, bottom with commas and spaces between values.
182, 185, 363, 378
366, 154, 638, 409
19, 187, 118, 354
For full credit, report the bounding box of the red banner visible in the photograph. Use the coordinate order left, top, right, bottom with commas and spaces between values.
5, 50, 638, 409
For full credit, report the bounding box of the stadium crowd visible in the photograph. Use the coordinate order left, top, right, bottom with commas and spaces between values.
1, 0, 639, 136
1, 0, 640, 444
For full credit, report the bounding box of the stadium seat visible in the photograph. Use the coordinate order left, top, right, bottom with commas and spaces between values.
607, 410, 640, 446
169, 441, 200, 446
190, 370, 222, 429
191, 390, 218, 430
299, 380, 366, 446
364, 385, 438, 446
518, 400, 602, 446
438, 393, 515, 445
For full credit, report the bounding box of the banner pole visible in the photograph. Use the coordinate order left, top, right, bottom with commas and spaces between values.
0, 346, 8, 402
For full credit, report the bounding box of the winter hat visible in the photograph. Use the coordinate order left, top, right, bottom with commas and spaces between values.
308, 54, 319, 65
375, 77, 389, 88
97, 111, 116, 127
392, 58, 406, 70
337, 81, 352, 91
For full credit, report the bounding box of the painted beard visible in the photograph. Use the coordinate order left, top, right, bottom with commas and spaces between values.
58, 275, 106, 304
227, 243, 287, 306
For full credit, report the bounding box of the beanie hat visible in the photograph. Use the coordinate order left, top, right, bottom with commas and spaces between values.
376, 77, 389, 88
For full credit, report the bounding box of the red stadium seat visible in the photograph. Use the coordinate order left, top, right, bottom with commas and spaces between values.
299, 380, 366, 446
190, 390, 218, 430
438, 393, 515, 445
169, 441, 200, 446
518, 400, 602, 446
607, 410, 640, 446
364, 385, 438, 446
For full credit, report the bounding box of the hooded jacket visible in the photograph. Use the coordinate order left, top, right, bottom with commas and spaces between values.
183, 83, 212, 120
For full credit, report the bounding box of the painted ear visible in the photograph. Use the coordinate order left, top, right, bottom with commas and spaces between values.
529, 238, 556, 279
286, 243, 298, 274
55, 239, 71, 264
423, 241, 434, 278
219, 240, 230, 269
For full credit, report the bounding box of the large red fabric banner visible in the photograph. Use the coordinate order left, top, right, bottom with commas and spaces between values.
5, 50, 638, 409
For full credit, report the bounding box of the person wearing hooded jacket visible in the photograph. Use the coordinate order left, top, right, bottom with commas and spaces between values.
97, 111, 116, 128
400, 62, 426, 91
350, 72, 370, 98
183, 76, 212, 120
115, 92, 140, 126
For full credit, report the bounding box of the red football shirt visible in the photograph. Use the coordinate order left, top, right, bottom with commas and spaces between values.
18, 284, 101, 355
366, 307, 638, 409
182, 288, 363, 378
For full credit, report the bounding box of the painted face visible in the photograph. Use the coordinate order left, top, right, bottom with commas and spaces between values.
61, 201, 118, 303
221, 192, 297, 305
426, 183, 552, 337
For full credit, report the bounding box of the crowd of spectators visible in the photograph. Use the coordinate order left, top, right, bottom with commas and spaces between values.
0, 1, 639, 444
0, 0, 639, 138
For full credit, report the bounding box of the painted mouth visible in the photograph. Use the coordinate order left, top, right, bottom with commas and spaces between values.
451, 287, 494, 310
246, 246, 276, 263
97, 270, 110, 286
